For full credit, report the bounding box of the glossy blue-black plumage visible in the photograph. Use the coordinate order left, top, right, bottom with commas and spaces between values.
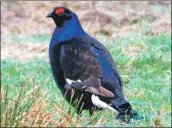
48, 7, 127, 112
49, 13, 85, 49
48, 7, 143, 123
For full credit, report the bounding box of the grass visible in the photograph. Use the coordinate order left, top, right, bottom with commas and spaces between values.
1, 33, 50, 45
1, 33, 171, 127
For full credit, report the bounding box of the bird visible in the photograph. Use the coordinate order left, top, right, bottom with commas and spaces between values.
47, 6, 143, 123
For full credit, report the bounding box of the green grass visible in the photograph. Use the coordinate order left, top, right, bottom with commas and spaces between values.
1, 33, 171, 127
1, 33, 50, 45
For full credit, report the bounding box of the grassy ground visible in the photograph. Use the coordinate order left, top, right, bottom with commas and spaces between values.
1, 1, 171, 127
1, 33, 171, 127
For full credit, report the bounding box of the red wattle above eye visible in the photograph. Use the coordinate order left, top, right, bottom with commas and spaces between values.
55, 8, 65, 14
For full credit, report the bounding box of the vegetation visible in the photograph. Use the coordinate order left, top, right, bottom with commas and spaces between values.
1, 1, 171, 127
1, 33, 171, 127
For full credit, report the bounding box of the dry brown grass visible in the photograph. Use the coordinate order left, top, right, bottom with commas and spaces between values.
1, 2, 171, 127
1, 1, 171, 60
1, 1, 170, 37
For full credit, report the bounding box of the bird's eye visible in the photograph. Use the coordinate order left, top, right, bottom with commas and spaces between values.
55, 8, 65, 15
58, 13, 64, 16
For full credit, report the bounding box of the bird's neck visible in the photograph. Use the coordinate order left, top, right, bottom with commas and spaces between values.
49, 14, 85, 49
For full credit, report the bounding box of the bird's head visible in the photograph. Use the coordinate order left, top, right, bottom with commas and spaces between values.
47, 7, 74, 27
47, 6, 85, 45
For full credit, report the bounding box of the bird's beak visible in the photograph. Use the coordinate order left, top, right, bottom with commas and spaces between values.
46, 11, 53, 18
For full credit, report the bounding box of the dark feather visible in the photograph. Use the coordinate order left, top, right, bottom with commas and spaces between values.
60, 38, 115, 97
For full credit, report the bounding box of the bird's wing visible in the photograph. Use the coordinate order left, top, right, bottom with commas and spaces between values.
60, 39, 115, 98
87, 35, 123, 86
79, 48, 115, 97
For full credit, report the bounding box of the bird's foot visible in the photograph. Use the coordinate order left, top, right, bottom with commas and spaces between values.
116, 109, 143, 123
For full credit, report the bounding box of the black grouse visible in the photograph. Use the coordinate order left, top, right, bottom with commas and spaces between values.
47, 7, 143, 123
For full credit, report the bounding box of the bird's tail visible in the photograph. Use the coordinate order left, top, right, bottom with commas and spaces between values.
110, 86, 132, 111
110, 88, 139, 123
110, 96, 132, 112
